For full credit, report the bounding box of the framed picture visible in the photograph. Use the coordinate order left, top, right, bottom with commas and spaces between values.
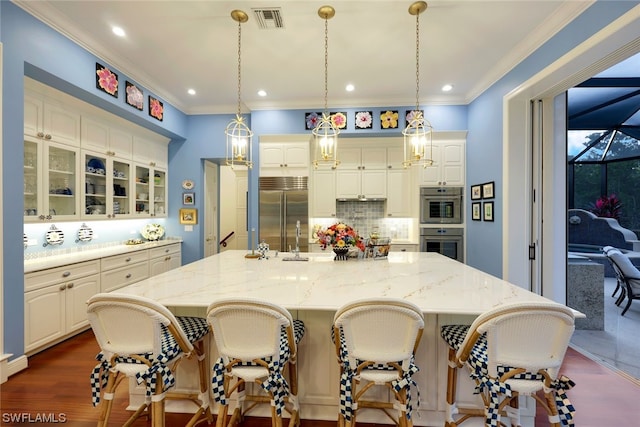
305, 112, 322, 130
483, 201, 494, 222
471, 184, 482, 200
354, 111, 373, 129
183, 192, 195, 205
179, 208, 197, 225
148, 96, 164, 121
125, 81, 144, 110
330, 112, 347, 129
380, 110, 399, 129
472, 202, 482, 221
95, 63, 118, 98
482, 181, 495, 199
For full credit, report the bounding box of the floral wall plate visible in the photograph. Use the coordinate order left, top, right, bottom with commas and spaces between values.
182, 179, 195, 190
44, 225, 64, 247
76, 223, 94, 243
141, 223, 165, 241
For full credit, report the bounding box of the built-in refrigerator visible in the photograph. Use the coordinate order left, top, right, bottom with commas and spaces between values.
259, 176, 308, 252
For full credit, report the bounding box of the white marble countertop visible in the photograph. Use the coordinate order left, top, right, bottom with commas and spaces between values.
115, 250, 577, 316
24, 239, 182, 273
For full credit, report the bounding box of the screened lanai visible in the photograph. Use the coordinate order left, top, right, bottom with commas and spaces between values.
568, 53, 640, 233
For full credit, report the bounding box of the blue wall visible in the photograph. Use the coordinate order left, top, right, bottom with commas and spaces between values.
2, 0, 638, 361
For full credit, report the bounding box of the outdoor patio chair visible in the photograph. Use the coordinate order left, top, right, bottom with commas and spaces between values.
603, 246, 626, 302
608, 250, 640, 316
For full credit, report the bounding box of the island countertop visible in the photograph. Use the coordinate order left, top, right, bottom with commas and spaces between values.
115, 250, 560, 315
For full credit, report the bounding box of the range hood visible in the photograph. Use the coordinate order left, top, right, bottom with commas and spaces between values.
336, 197, 387, 202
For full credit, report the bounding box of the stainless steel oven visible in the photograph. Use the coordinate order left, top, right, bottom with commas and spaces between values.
420, 228, 464, 262
420, 187, 463, 224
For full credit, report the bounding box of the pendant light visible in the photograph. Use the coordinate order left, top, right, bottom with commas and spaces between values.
403, 1, 434, 168
312, 5, 340, 169
225, 9, 253, 169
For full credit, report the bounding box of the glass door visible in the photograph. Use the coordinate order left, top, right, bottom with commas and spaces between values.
112, 159, 132, 216
46, 143, 78, 218
151, 169, 166, 217
24, 139, 40, 220
135, 165, 151, 216
83, 153, 108, 217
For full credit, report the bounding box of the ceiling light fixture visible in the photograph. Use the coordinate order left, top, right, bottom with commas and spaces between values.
312, 5, 339, 169
442, 84, 453, 92
225, 9, 253, 169
112, 26, 125, 37
403, 1, 434, 169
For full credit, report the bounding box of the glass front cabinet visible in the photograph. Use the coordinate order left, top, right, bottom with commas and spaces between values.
134, 165, 166, 217
82, 151, 133, 219
24, 137, 80, 222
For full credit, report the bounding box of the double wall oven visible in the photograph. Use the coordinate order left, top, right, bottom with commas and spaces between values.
420, 187, 464, 262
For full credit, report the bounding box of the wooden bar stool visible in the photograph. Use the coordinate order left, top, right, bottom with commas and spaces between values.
332, 298, 425, 427
440, 302, 576, 427
207, 298, 304, 427
87, 293, 213, 427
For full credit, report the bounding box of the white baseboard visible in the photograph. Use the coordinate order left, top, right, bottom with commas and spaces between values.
4, 355, 28, 381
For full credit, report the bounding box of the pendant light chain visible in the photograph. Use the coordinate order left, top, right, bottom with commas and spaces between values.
415, 11, 420, 111
323, 17, 329, 114
236, 18, 242, 117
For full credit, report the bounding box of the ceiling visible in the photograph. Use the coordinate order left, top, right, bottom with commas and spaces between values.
16, 1, 592, 115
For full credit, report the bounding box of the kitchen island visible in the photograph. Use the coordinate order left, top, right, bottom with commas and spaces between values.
115, 250, 577, 426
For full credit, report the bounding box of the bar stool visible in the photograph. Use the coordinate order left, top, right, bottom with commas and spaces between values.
332, 298, 425, 427
207, 298, 305, 427
87, 293, 213, 427
440, 302, 576, 427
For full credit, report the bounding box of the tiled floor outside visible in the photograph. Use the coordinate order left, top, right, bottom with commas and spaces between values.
571, 277, 640, 380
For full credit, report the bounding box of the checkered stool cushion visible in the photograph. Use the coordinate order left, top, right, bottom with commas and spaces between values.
211, 319, 304, 415
90, 316, 209, 406
440, 324, 575, 426
332, 326, 420, 422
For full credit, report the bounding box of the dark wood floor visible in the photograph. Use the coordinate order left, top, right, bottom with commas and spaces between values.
1, 329, 640, 426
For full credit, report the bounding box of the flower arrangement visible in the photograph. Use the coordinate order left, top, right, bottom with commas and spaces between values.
141, 223, 165, 241
590, 194, 622, 220
317, 223, 366, 251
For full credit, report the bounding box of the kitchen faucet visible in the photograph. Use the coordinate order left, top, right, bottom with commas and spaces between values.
282, 220, 308, 261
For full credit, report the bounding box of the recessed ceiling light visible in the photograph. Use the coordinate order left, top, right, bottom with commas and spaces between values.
112, 26, 126, 37
257, 90, 267, 97
345, 84, 355, 92
442, 84, 453, 92
187, 89, 196, 95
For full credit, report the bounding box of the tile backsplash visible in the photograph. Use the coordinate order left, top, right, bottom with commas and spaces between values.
312, 200, 410, 241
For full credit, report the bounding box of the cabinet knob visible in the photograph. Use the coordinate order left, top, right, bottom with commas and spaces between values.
165, 256, 171, 261
59, 285, 66, 291
165, 249, 170, 253
67, 282, 74, 289
62, 271, 71, 278
125, 273, 132, 279
125, 257, 131, 262
37, 132, 45, 138
44, 134, 52, 140
284, 164, 288, 167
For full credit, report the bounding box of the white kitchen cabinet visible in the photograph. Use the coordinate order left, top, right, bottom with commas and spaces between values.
260, 142, 309, 176
133, 165, 167, 217
24, 260, 100, 353
419, 141, 465, 186
149, 243, 182, 276
100, 250, 150, 293
339, 147, 387, 170
81, 116, 133, 160
311, 169, 337, 217
82, 150, 134, 219
133, 135, 169, 170
24, 92, 81, 147
390, 244, 419, 252
336, 169, 387, 200
24, 137, 81, 222
386, 169, 412, 217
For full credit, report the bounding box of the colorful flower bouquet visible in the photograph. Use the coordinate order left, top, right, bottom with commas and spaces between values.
317, 223, 366, 251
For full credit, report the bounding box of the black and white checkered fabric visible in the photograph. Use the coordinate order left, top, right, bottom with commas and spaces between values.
211, 319, 304, 416
90, 316, 209, 406
332, 326, 421, 422
440, 324, 575, 427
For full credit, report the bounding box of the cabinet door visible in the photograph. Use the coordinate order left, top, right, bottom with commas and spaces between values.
261, 144, 285, 168
151, 168, 166, 217
134, 165, 151, 216
24, 138, 42, 221
46, 143, 80, 219
43, 101, 81, 147
361, 147, 387, 169
361, 170, 387, 198
283, 144, 309, 168
386, 146, 406, 169
337, 148, 362, 169
25, 285, 66, 352
112, 158, 133, 217
335, 170, 362, 199
387, 169, 411, 217
100, 261, 150, 293
24, 93, 44, 138
311, 170, 336, 217
441, 143, 465, 186
65, 275, 100, 332
109, 127, 133, 160
419, 144, 443, 186
82, 151, 109, 218
81, 116, 110, 154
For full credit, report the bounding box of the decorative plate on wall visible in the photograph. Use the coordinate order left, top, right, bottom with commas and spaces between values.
182, 179, 195, 190
76, 223, 94, 243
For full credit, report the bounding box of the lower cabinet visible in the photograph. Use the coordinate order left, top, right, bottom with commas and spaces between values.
149, 244, 182, 276
24, 242, 182, 355
24, 260, 101, 354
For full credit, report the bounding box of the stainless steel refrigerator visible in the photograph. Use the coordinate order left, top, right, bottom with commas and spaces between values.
259, 176, 309, 252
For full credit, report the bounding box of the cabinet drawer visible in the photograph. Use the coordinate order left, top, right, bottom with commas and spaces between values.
101, 261, 149, 293
101, 250, 148, 270
148, 244, 181, 259
25, 260, 100, 292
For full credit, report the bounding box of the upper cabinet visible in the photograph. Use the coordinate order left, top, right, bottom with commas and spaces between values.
259, 141, 309, 177
419, 140, 465, 187
81, 116, 133, 160
133, 136, 168, 170
339, 147, 387, 170
25, 92, 81, 147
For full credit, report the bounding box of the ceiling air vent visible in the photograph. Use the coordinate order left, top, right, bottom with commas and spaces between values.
252, 8, 284, 29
